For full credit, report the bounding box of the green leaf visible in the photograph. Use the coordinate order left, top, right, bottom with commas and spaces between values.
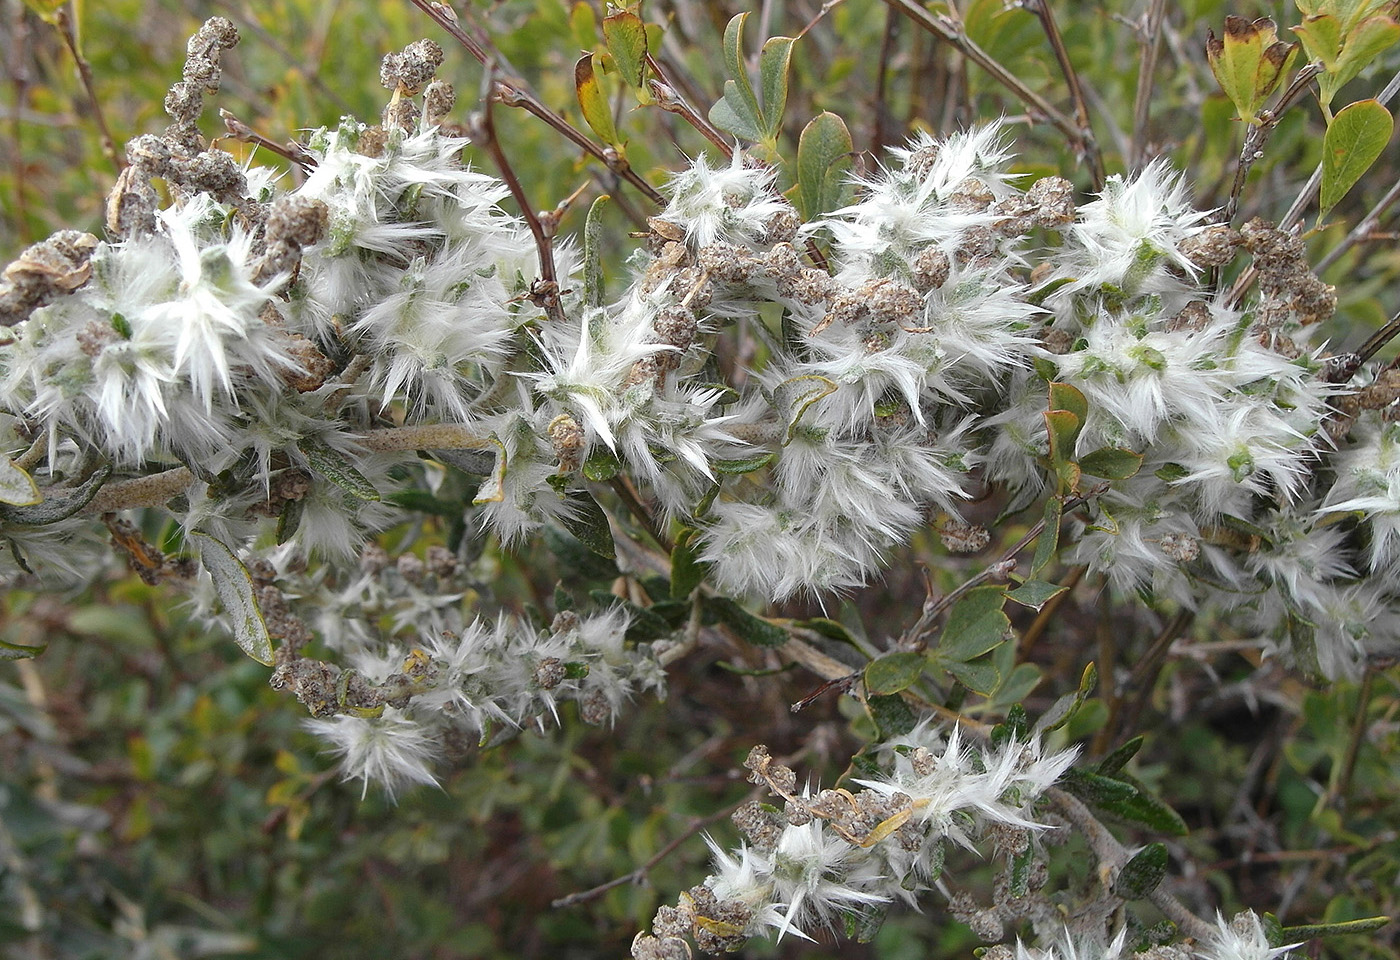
712, 452, 776, 475
603, 10, 648, 88
1078, 446, 1144, 480
1005, 579, 1068, 611
710, 83, 765, 142
1096, 735, 1145, 776
864, 651, 927, 696
1206, 16, 1299, 124
706, 596, 787, 648
1114, 842, 1169, 899
789, 111, 853, 221
582, 447, 622, 482
938, 586, 1010, 661
1333, 16, 1400, 89
559, 489, 616, 559
575, 54, 621, 147
991, 662, 1043, 706
299, 439, 380, 501
943, 656, 1001, 695
757, 35, 795, 139
1031, 496, 1063, 575
0, 458, 40, 506
1293, 14, 1344, 71
1044, 409, 1081, 469
1033, 661, 1097, 735
1091, 771, 1190, 835
714, 13, 763, 138
276, 496, 304, 544
1048, 381, 1088, 423
0, 637, 47, 660
1278, 917, 1391, 942
867, 693, 917, 738
772, 375, 837, 441
0, 466, 110, 525
583, 194, 610, 308
569, 1, 597, 52
1061, 768, 1138, 803
191, 532, 274, 666
472, 436, 509, 505
669, 527, 708, 598
1319, 99, 1394, 222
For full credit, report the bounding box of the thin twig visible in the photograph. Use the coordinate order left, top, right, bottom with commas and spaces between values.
879, 0, 1082, 173
1048, 787, 1215, 942
1018, 563, 1086, 656
405, 0, 666, 207
1129, 0, 1168, 171
645, 54, 733, 157
53, 8, 121, 174
1104, 608, 1195, 751
1227, 65, 1400, 307
1315, 176, 1400, 274
7, 2, 31, 245
218, 109, 316, 172
871, 5, 900, 156
900, 486, 1107, 651
1326, 667, 1375, 812
1221, 63, 1323, 226
1023, 0, 1105, 190
470, 64, 566, 324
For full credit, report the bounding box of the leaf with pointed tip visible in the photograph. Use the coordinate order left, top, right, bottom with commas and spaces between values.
1278, 917, 1391, 942
867, 694, 917, 738
0, 458, 40, 506
1048, 381, 1088, 423
299, 439, 379, 501
192, 532, 274, 666
670, 526, 708, 598
1031, 496, 1063, 575
713, 452, 776, 475
1079, 446, 1144, 480
710, 82, 765, 141
1115, 842, 1169, 899
706, 596, 787, 648
1097, 735, 1145, 776
1005, 579, 1068, 611
719, 13, 762, 133
560, 489, 616, 559
1033, 661, 1097, 735
0, 637, 46, 660
943, 656, 1001, 695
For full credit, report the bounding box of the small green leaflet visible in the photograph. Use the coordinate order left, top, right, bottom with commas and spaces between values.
191, 532, 274, 666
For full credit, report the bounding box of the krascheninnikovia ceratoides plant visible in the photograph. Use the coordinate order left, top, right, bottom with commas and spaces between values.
0, 19, 1394, 960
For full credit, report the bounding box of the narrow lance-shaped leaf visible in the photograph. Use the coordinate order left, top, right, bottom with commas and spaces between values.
299, 439, 380, 501
718, 13, 762, 133
560, 489, 616, 559
575, 54, 621, 147
583, 194, 610, 308
191, 532, 274, 666
757, 35, 795, 139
